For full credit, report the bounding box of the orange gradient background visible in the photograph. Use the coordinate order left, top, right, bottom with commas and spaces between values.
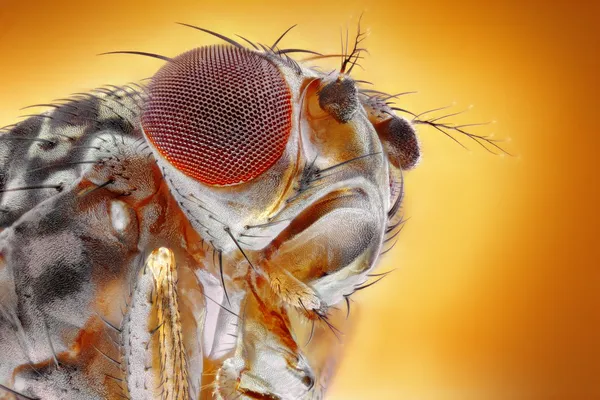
0, 1, 598, 399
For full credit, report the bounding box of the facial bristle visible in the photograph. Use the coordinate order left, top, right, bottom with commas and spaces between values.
142, 45, 293, 186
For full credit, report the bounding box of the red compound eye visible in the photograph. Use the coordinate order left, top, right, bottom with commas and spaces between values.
142, 45, 293, 186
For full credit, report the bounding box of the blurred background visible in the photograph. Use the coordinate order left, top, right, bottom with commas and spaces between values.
0, 0, 598, 399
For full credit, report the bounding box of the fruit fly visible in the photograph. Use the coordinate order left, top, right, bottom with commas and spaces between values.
0, 19, 505, 400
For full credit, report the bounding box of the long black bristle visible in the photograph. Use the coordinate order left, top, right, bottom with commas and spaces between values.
176, 23, 243, 48
98, 51, 172, 62
277, 48, 322, 56
218, 250, 231, 306
0, 184, 63, 194
224, 227, 257, 271
235, 34, 259, 50
0, 383, 39, 400
271, 24, 297, 50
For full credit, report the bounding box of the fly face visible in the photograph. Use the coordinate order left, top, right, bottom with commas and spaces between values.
139, 38, 418, 255
135, 31, 421, 397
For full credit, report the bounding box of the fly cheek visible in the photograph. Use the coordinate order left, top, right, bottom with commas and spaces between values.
141, 45, 294, 187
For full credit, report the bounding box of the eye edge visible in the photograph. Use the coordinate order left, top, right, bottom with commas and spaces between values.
141, 44, 294, 187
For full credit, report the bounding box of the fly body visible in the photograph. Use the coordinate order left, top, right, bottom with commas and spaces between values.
0, 20, 503, 400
